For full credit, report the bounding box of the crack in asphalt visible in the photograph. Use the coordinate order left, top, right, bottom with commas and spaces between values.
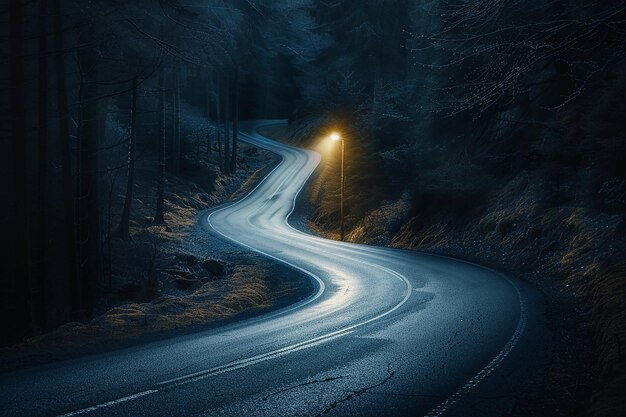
316, 363, 397, 416
262, 376, 345, 401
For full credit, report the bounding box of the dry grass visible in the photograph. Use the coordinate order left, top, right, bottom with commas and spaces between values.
576, 262, 626, 417
13, 265, 272, 353
346, 194, 411, 245
391, 217, 451, 250
393, 173, 624, 417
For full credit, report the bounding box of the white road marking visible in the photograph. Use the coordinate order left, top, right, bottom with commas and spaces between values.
57, 330, 354, 417
159, 331, 354, 387
57, 390, 159, 417
424, 266, 527, 417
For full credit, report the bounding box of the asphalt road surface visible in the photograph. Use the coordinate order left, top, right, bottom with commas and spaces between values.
0, 120, 550, 417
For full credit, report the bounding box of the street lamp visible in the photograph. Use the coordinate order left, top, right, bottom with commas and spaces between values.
330, 132, 345, 241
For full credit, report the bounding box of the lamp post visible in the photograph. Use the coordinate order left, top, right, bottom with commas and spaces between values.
330, 132, 345, 241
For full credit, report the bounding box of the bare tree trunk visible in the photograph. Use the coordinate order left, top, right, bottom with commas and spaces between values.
223, 75, 230, 175
53, 0, 79, 320
10, 0, 32, 339
35, 0, 49, 332
206, 71, 212, 155
262, 74, 269, 119
77, 43, 101, 320
173, 70, 181, 174
230, 66, 239, 174
155, 64, 165, 224
104, 172, 116, 292
114, 76, 138, 240
215, 74, 222, 170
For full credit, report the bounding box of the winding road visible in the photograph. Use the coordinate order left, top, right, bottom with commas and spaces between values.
0, 120, 550, 417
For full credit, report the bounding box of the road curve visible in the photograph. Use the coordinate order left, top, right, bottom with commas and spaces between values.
0, 120, 550, 417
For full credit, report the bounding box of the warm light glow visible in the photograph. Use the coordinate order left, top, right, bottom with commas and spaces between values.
330, 132, 341, 141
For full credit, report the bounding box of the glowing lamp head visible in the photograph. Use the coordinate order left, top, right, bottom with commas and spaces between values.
330, 132, 341, 142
